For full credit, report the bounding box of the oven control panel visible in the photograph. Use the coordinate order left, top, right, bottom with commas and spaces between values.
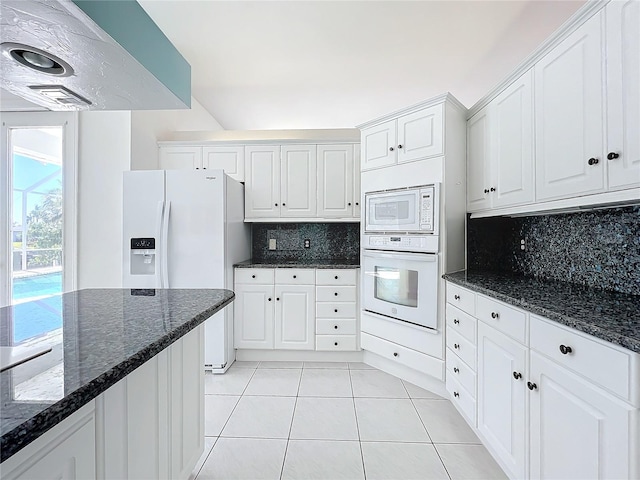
364, 234, 439, 253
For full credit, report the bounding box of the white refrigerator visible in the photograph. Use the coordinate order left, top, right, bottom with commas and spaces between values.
122, 170, 250, 373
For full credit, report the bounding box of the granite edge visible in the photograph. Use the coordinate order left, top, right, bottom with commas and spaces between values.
442, 273, 640, 354
234, 262, 360, 269
0, 291, 235, 463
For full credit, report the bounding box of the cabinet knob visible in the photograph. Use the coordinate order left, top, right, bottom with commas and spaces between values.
203, 167, 207, 170
484, 188, 490, 194
393, 352, 398, 357
454, 295, 460, 300
513, 371, 522, 380
587, 157, 599, 165
453, 391, 459, 398
389, 146, 394, 152
282, 202, 286, 206
348, 202, 352, 206
355, 202, 359, 206
276, 297, 280, 301
195, 167, 200, 170
527, 381, 538, 391
453, 367, 459, 373
293, 275, 297, 279
275, 203, 278, 206
334, 325, 338, 329
607, 152, 620, 160
334, 275, 339, 279
334, 342, 338, 346
252, 274, 256, 278
268, 298, 272, 301
490, 187, 496, 192
397, 144, 403, 149
454, 343, 460, 350
559, 344, 573, 355
491, 311, 499, 319
334, 308, 338, 313
334, 292, 338, 296
453, 318, 460, 325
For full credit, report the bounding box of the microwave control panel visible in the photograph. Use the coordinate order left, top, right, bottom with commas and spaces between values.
420, 187, 435, 231
364, 234, 439, 253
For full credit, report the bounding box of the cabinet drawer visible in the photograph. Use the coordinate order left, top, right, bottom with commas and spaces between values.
446, 283, 476, 315
361, 332, 445, 380
361, 311, 443, 357
446, 304, 477, 343
275, 268, 315, 285
446, 373, 477, 425
316, 318, 357, 335
317, 302, 357, 318
530, 315, 637, 403
316, 286, 356, 302
316, 269, 357, 286
476, 295, 527, 344
446, 328, 476, 371
316, 335, 357, 351
446, 348, 476, 398
235, 268, 275, 284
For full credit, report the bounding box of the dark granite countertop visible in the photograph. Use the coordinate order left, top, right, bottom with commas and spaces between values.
234, 259, 360, 269
0, 288, 234, 463
443, 271, 640, 353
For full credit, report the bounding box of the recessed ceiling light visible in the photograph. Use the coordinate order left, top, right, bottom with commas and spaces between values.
1, 42, 73, 77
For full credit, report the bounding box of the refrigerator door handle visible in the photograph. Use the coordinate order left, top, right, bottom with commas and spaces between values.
161, 200, 171, 288
155, 201, 165, 289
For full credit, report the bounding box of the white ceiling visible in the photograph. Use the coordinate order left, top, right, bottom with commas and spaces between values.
139, 0, 585, 130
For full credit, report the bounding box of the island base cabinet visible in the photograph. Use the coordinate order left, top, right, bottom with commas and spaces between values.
0, 403, 96, 480
529, 351, 636, 480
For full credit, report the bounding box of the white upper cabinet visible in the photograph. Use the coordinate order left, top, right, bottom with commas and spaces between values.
317, 145, 354, 217
397, 105, 444, 164
245, 146, 281, 218
361, 104, 444, 171
280, 145, 317, 218
492, 70, 534, 208
202, 146, 245, 182
467, 107, 492, 212
535, 11, 605, 201
159, 146, 202, 170
353, 146, 361, 218
606, 0, 640, 190
361, 120, 397, 170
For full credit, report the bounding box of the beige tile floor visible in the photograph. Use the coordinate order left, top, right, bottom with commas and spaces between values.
191, 361, 507, 480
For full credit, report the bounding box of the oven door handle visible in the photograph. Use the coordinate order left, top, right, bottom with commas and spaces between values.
363, 251, 437, 262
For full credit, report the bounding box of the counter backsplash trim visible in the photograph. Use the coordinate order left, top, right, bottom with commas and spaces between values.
252, 223, 360, 263
467, 206, 640, 295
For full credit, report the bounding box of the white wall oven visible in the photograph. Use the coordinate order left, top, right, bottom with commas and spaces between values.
362, 250, 439, 329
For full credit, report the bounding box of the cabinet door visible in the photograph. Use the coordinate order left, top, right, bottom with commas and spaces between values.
234, 284, 274, 349
477, 323, 527, 479
492, 69, 535, 208
606, 0, 640, 190
202, 146, 245, 182
353, 144, 361, 219
535, 12, 605, 201
244, 146, 281, 218
274, 284, 315, 350
529, 351, 634, 480
159, 146, 202, 170
361, 120, 397, 170
397, 104, 444, 163
317, 145, 354, 217
467, 108, 491, 212
280, 145, 317, 218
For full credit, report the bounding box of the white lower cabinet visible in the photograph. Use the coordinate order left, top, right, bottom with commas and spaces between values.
529, 351, 635, 480
477, 322, 527, 479
235, 268, 358, 352
446, 281, 640, 480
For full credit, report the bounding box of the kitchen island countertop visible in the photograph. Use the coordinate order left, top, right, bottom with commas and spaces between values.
443, 270, 640, 353
0, 288, 234, 462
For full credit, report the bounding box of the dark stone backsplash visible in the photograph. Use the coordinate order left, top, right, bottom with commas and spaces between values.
252, 223, 360, 263
467, 206, 640, 295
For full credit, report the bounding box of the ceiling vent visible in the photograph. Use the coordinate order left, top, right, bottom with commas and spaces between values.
29, 85, 91, 107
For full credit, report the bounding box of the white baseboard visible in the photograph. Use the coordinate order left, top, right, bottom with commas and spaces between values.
235, 349, 364, 363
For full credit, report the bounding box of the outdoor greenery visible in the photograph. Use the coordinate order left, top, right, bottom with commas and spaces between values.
25, 186, 63, 268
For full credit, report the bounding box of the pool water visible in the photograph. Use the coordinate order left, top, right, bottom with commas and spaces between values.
13, 272, 63, 300
12, 272, 63, 343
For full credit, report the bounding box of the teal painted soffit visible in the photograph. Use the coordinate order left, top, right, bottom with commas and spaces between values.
72, 0, 191, 108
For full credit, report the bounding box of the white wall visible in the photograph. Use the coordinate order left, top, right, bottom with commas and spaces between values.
130, 96, 223, 170
77, 111, 131, 288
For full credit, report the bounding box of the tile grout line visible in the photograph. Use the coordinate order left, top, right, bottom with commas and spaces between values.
192, 436, 219, 480
348, 366, 367, 479
279, 365, 304, 479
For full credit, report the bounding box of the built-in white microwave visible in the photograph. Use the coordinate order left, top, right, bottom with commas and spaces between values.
364, 184, 439, 234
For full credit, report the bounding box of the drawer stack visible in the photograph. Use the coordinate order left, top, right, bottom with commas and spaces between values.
315, 269, 358, 351
445, 283, 478, 424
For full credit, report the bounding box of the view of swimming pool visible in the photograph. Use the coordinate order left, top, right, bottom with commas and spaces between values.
12, 272, 63, 343
13, 271, 62, 301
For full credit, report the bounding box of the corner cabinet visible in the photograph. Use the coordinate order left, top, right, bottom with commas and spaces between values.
444, 281, 640, 480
